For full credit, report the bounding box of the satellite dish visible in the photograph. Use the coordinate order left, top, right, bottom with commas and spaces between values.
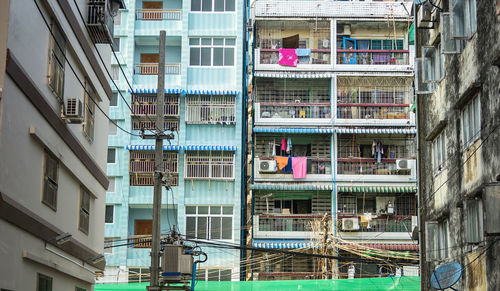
430, 262, 463, 291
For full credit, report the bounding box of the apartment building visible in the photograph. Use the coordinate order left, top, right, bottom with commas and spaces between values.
101, 0, 245, 283
246, 0, 419, 280
0, 0, 123, 290
415, 0, 500, 290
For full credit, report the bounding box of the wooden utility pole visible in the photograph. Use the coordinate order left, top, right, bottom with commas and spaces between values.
149, 30, 166, 290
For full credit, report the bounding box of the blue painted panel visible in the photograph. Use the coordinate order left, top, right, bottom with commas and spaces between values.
188, 13, 236, 35
184, 125, 236, 144
128, 186, 182, 205
186, 68, 237, 90
183, 180, 237, 204
132, 74, 182, 90
135, 21, 183, 37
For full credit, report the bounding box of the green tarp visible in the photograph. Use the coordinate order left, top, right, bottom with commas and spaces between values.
96, 277, 420, 291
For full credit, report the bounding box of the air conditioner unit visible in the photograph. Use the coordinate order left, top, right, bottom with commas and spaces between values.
64, 98, 84, 123
342, 218, 360, 231
338, 24, 351, 36
259, 160, 277, 173
396, 159, 417, 171
417, 2, 434, 29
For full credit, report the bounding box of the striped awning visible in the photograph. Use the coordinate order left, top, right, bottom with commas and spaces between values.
128, 88, 182, 94
252, 240, 314, 249
184, 89, 239, 95
126, 145, 180, 150
182, 145, 237, 151
339, 243, 419, 251
254, 72, 333, 79
253, 128, 334, 134
251, 184, 333, 191
335, 128, 416, 135
337, 185, 417, 193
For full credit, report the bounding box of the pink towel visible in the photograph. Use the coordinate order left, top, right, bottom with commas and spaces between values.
279, 49, 298, 67
281, 138, 287, 150
291, 157, 307, 179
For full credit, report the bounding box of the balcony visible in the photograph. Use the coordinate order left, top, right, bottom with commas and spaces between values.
254, 78, 331, 126
129, 151, 179, 186
87, 0, 124, 44
130, 94, 180, 117
255, 20, 331, 71
136, 9, 181, 21
134, 63, 181, 75
335, 21, 413, 70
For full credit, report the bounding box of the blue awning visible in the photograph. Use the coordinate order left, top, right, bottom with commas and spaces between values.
253, 128, 334, 134
182, 145, 237, 151
126, 145, 179, 150
335, 128, 417, 135
129, 88, 182, 94
254, 72, 333, 79
251, 184, 333, 191
252, 239, 314, 249
184, 89, 239, 95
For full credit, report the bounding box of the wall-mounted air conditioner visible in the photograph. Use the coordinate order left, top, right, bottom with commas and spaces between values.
342, 218, 360, 231
259, 160, 277, 173
338, 24, 351, 36
64, 98, 84, 123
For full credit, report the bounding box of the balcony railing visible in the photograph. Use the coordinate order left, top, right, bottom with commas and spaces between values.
338, 215, 412, 233
336, 49, 409, 65
337, 158, 410, 175
129, 173, 179, 186
258, 215, 326, 232
136, 9, 182, 20
258, 157, 331, 175
135, 63, 181, 75
336, 104, 409, 119
259, 49, 331, 65
87, 0, 114, 44
258, 102, 331, 119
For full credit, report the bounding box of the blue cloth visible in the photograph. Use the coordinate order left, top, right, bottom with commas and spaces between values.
296, 48, 311, 56
298, 56, 310, 64
282, 156, 293, 173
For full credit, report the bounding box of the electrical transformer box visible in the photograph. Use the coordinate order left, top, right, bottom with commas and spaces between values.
161, 245, 193, 276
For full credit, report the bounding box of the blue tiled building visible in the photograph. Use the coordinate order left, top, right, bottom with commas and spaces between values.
102, 0, 245, 282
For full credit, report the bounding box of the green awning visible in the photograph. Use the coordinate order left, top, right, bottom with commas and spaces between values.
337, 185, 417, 193
409, 23, 415, 45
251, 184, 333, 191
96, 277, 421, 291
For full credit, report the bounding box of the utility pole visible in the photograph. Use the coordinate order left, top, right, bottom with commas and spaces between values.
149, 30, 166, 291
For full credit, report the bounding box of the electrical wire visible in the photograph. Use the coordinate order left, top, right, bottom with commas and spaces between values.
32, 0, 142, 137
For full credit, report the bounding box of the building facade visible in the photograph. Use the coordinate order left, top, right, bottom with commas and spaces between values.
416, 0, 500, 290
246, 0, 419, 280
0, 0, 123, 290
101, 0, 245, 283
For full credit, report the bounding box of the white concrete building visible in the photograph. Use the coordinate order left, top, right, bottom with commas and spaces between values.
0, 0, 124, 290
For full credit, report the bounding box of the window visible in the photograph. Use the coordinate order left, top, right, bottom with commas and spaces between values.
185, 95, 236, 124
432, 131, 447, 173
129, 267, 150, 283
189, 38, 235, 67
37, 273, 52, 291
338, 196, 357, 214
110, 92, 118, 107
84, 80, 96, 142
273, 199, 312, 214
196, 268, 233, 281
465, 199, 483, 243
423, 45, 444, 83
191, 0, 235, 12
451, 0, 477, 39
42, 151, 58, 211
109, 120, 117, 135
426, 220, 449, 260
79, 187, 91, 234
129, 151, 179, 186
184, 151, 235, 180
111, 66, 120, 80
461, 95, 480, 148
114, 10, 122, 26
108, 177, 115, 192
186, 206, 233, 240
48, 22, 65, 100
105, 205, 114, 223
104, 238, 115, 254
112, 37, 120, 52
107, 148, 116, 163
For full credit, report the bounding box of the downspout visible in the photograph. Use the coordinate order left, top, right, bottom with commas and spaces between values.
240, 0, 248, 280
330, 76, 339, 277
249, 0, 256, 281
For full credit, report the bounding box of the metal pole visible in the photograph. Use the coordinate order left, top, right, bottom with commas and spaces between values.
150, 30, 166, 290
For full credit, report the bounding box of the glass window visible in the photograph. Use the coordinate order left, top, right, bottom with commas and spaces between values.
213, 48, 224, 66
201, 48, 212, 66
48, 21, 66, 100
461, 95, 481, 147
108, 177, 115, 192
191, 0, 201, 11
113, 37, 120, 52
79, 187, 91, 234
107, 148, 116, 163
110, 92, 118, 106
38, 274, 53, 291
185, 206, 233, 240
105, 205, 114, 223
466, 199, 483, 243
42, 151, 58, 211
189, 38, 236, 67
214, 0, 224, 11
432, 131, 447, 174
202, 0, 212, 11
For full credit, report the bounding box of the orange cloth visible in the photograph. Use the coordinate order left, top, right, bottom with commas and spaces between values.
275, 156, 289, 170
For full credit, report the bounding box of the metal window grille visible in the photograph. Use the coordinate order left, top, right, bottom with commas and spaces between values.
185, 95, 236, 124
48, 23, 66, 100
42, 151, 58, 210
84, 80, 96, 141
184, 151, 235, 180
79, 187, 91, 234
129, 151, 179, 186
131, 94, 180, 117
196, 268, 233, 281
337, 196, 357, 214
395, 195, 417, 215
132, 119, 179, 131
